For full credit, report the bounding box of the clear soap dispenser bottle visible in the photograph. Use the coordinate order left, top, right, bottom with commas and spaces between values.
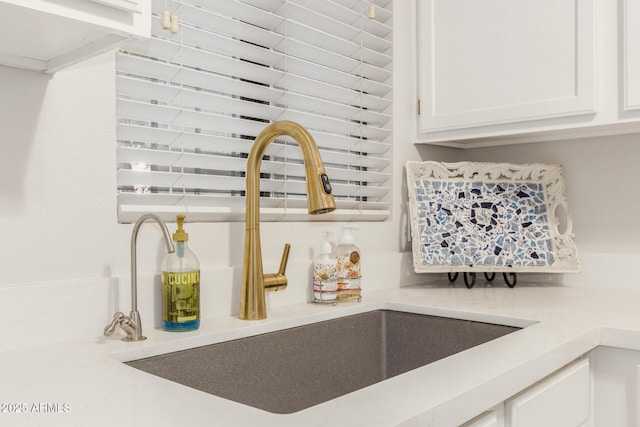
336, 225, 362, 301
313, 232, 338, 303
161, 215, 200, 331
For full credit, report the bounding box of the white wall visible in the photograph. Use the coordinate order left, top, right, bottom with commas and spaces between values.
0, 2, 459, 352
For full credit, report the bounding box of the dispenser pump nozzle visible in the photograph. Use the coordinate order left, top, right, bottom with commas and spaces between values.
173, 215, 189, 242
339, 225, 356, 245
321, 232, 333, 255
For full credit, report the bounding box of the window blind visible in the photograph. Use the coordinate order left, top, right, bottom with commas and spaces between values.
116, 0, 393, 223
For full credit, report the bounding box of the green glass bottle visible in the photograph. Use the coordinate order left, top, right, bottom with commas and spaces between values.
161, 215, 200, 331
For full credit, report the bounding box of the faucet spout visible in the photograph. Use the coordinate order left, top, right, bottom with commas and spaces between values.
240, 121, 336, 320
104, 213, 175, 341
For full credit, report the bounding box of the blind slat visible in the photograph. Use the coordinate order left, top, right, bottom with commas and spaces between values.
117, 76, 283, 121
176, 0, 283, 31
285, 19, 391, 68
117, 123, 392, 157
151, 17, 283, 68
117, 146, 391, 184
117, 99, 271, 136
117, 193, 392, 211
280, 55, 391, 98
290, 0, 392, 39
126, 38, 284, 86
117, 170, 391, 199
163, 2, 284, 48
118, 204, 391, 223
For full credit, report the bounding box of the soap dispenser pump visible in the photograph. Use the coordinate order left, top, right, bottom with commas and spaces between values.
161, 215, 200, 331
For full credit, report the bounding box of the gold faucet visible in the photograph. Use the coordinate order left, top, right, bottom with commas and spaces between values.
240, 121, 336, 320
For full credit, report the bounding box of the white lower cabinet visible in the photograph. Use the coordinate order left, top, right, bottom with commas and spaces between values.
505, 358, 590, 427
462, 406, 505, 427
590, 346, 640, 426
462, 358, 590, 427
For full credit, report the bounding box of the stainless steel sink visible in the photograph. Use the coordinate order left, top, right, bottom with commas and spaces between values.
126, 310, 520, 414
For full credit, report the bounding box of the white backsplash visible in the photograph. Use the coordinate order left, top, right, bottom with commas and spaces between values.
0, 252, 425, 353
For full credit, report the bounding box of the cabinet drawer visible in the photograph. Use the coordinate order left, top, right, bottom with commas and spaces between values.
505, 358, 589, 427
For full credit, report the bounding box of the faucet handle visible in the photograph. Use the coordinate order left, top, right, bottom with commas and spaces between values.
278, 243, 291, 276
103, 311, 143, 341
104, 312, 125, 336
264, 243, 290, 292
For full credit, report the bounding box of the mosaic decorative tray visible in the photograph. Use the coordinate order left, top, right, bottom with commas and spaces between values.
406, 161, 579, 273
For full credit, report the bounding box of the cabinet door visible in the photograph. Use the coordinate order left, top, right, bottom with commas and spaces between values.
505, 358, 589, 427
462, 407, 504, 427
417, 0, 595, 139
623, 0, 640, 111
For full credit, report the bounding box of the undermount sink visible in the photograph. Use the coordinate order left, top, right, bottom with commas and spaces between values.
125, 310, 521, 414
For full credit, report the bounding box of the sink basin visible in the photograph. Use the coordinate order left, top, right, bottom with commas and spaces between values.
126, 309, 520, 414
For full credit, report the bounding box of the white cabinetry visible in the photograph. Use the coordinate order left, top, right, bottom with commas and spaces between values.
623, 0, 640, 112
505, 358, 590, 427
462, 407, 505, 427
460, 358, 590, 427
416, 0, 640, 147
590, 346, 640, 426
417, 0, 595, 144
0, 0, 150, 73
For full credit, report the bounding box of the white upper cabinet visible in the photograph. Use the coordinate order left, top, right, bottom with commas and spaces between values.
0, 0, 150, 73
416, 0, 640, 147
417, 0, 595, 139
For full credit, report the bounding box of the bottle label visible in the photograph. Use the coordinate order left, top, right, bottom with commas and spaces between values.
162, 271, 200, 323
337, 250, 361, 290
313, 262, 338, 302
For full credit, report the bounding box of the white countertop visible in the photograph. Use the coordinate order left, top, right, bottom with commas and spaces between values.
3, 282, 640, 427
